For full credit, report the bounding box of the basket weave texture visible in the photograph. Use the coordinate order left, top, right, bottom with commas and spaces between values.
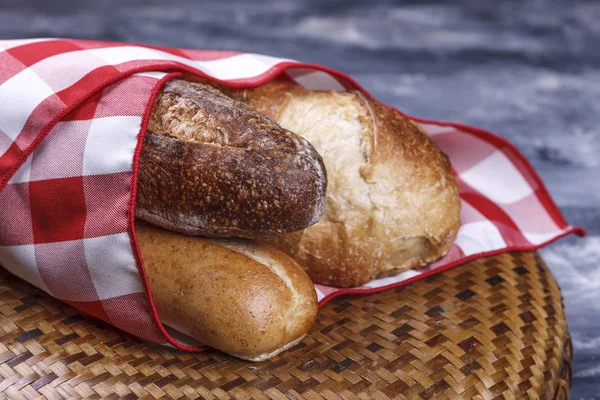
0, 251, 571, 399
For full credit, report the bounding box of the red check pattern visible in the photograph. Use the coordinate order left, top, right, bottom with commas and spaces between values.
0, 38, 585, 351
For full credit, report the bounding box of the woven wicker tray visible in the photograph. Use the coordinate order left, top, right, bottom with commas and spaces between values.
0, 251, 571, 399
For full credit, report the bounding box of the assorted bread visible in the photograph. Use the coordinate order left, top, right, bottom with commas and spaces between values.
134, 75, 461, 361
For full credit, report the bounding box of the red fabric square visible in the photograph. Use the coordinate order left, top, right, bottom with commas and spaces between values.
61, 91, 102, 122
14, 94, 66, 153
102, 293, 166, 343
0, 51, 26, 86
68, 40, 127, 50
0, 142, 22, 179
7, 40, 82, 68
94, 75, 154, 118
83, 172, 130, 238
65, 299, 110, 324
35, 239, 99, 302
54, 65, 120, 105
29, 177, 86, 244
112, 60, 175, 74
0, 183, 33, 245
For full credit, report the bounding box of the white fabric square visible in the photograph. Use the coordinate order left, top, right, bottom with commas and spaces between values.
292, 71, 345, 91
32, 50, 106, 93
0, 130, 14, 160
196, 53, 290, 81
0, 68, 55, 140
88, 46, 170, 65
88, 46, 289, 82
362, 269, 421, 289
83, 116, 141, 176
523, 230, 564, 246
420, 123, 457, 137
460, 151, 534, 204
314, 287, 325, 302
85, 233, 144, 300
0, 244, 51, 294
455, 220, 507, 256
134, 71, 168, 80
7, 155, 31, 184
0, 38, 55, 52
30, 120, 90, 181
501, 194, 562, 237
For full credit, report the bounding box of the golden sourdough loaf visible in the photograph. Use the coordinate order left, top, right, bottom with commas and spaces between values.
136, 221, 318, 361
232, 79, 461, 287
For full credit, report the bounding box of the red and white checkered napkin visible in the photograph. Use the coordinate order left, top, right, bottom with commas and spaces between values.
0, 38, 584, 351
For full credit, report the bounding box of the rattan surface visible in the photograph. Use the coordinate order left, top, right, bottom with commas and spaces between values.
0, 251, 571, 399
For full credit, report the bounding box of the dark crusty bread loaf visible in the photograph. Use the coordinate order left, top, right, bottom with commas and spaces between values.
136, 79, 327, 239
136, 221, 318, 361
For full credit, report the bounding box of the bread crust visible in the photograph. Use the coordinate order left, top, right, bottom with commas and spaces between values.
234, 80, 461, 287
136, 80, 327, 239
135, 221, 318, 361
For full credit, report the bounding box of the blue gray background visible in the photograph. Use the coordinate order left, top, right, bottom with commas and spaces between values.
1, 0, 598, 397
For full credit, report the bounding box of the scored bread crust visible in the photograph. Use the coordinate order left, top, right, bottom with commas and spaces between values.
136, 79, 327, 239
233, 80, 461, 287
135, 221, 318, 361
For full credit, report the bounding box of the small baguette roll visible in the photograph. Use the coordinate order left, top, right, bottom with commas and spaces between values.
136, 79, 327, 239
135, 221, 318, 362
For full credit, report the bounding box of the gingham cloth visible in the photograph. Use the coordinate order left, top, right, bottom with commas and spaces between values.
0, 38, 584, 351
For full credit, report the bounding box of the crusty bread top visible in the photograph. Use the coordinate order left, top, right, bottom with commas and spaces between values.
136, 80, 327, 238
234, 80, 461, 287
149, 80, 312, 152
